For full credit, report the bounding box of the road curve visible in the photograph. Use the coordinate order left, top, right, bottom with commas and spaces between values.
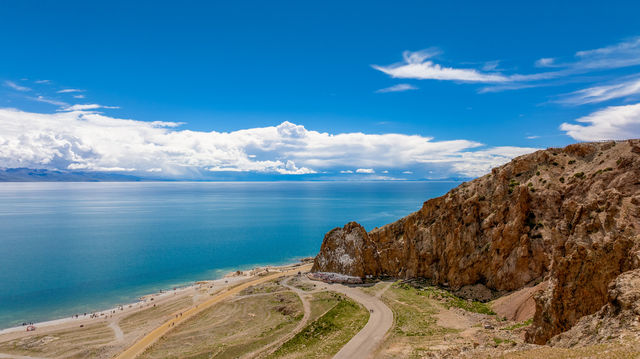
304, 280, 393, 359
114, 264, 312, 359
240, 277, 312, 359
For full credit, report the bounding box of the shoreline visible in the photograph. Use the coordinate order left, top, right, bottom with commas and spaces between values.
0, 258, 313, 336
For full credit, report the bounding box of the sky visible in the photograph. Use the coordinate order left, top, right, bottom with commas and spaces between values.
1, 0, 639, 180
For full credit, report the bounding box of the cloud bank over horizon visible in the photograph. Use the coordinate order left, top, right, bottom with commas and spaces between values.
0, 107, 540, 180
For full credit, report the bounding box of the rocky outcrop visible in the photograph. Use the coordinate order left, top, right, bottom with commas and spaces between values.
312, 140, 640, 344
549, 268, 640, 347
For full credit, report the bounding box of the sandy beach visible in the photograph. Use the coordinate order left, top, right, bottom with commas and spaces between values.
0, 259, 312, 340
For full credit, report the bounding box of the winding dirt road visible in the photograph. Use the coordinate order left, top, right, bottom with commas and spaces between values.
115, 265, 311, 359
300, 278, 394, 359
326, 282, 393, 359
240, 276, 313, 359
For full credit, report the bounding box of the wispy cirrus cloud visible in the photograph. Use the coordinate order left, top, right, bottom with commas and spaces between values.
61, 104, 119, 111
535, 58, 557, 68
375, 37, 640, 92
373, 50, 509, 83
30, 95, 68, 107
560, 103, 640, 141
4, 80, 31, 92
0, 107, 538, 178
57, 88, 84, 93
375, 83, 418, 93
557, 75, 640, 105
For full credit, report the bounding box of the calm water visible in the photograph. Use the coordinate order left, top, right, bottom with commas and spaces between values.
0, 181, 456, 328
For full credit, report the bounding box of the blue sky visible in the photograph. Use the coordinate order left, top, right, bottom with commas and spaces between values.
1, 1, 639, 180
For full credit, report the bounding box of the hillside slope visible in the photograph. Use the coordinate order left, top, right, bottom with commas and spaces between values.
312, 140, 640, 344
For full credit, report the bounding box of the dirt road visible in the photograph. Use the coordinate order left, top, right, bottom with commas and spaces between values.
300, 278, 393, 359
115, 264, 312, 359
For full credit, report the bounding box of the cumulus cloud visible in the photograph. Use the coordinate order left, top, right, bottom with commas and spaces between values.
4, 80, 31, 92
560, 103, 640, 141
375, 83, 418, 93
0, 108, 538, 178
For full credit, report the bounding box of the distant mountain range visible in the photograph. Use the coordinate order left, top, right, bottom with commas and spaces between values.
0, 168, 474, 182
0, 168, 143, 182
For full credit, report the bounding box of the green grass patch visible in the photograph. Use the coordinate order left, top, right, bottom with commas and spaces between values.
269, 295, 368, 358
501, 318, 533, 331
394, 283, 496, 315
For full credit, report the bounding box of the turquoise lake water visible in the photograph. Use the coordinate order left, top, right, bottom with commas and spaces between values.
0, 181, 457, 328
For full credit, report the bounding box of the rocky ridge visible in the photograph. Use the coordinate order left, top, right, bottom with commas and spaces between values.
312, 139, 640, 344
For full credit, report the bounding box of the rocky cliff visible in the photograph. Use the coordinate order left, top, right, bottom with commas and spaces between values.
312, 140, 640, 344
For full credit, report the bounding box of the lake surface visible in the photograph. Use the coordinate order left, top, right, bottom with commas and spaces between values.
0, 181, 457, 328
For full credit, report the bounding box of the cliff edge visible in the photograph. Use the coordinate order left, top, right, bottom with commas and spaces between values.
312, 140, 640, 344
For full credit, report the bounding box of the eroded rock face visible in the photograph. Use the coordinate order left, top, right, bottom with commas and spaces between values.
312, 140, 640, 344
549, 268, 640, 347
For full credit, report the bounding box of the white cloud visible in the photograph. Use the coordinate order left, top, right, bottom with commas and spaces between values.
558, 76, 640, 105
482, 60, 501, 71
376, 83, 418, 93
526, 135, 540, 139
57, 89, 84, 93
61, 104, 119, 111
450, 146, 539, 177
0, 107, 538, 178
373, 50, 508, 83
573, 37, 640, 70
402, 170, 413, 174
30, 96, 68, 107
376, 37, 640, 92
73, 94, 86, 99
34, 80, 51, 84
4, 80, 31, 92
339, 170, 354, 174
535, 58, 556, 68
560, 103, 640, 141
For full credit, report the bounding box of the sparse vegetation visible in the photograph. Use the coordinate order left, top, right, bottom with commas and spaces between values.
508, 179, 520, 194
394, 282, 495, 315
141, 291, 304, 359
269, 295, 368, 359
574, 172, 585, 179
493, 337, 516, 346
502, 318, 533, 331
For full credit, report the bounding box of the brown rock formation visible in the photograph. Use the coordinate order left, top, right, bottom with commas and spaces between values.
312, 139, 640, 344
